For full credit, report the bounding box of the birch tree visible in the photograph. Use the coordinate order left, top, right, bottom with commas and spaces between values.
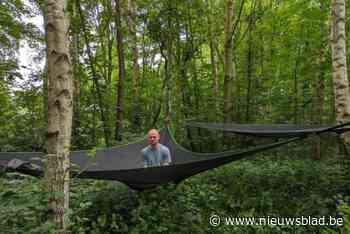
331, 0, 350, 147
43, 0, 73, 230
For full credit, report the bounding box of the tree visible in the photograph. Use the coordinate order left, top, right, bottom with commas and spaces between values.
115, 0, 126, 141
206, 0, 219, 120
331, 0, 350, 148
42, 0, 73, 230
126, 0, 141, 131
312, 0, 328, 160
223, 0, 235, 123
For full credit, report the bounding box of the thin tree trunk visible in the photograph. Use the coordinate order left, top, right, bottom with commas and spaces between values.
163, 52, 172, 125
331, 0, 350, 148
315, 48, 325, 124
245, 13, 254, 123
210, 40, 219, 117
223, 0, 235, 123
162, 2, 173, 125
245, 44, 252, 122
71, 0, 80, 148
244, 1, 257, 122
259, 31, 265, 118
43, 0, 73, 230
126, 0, 141, 131
312, 1, 327, 160
293, 45, 301, 124
115, 0, 126, 141
92, 82, 97, 145
106, 0, 115, 85
267, 0, 275, 117
96, 1, 115, 143
191, 59, 204, 152
178, 63, 196, 150
150, 61, 166, 129
43, 64, 48, 125
206, 0, 219, 120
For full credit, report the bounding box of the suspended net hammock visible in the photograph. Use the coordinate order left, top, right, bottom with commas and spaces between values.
1, 122, 349, 190
185, 121, 350, 138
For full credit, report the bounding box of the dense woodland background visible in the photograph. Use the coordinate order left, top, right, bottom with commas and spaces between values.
1, 0, 344, 150
1, 0, 350, 233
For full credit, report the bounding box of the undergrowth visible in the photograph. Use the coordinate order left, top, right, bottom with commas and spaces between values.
1, 147, 349, 234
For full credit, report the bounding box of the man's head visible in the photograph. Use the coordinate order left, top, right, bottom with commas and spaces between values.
148, 129, 160, 148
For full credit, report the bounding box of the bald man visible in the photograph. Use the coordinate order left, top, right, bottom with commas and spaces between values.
141, 129, 172, 168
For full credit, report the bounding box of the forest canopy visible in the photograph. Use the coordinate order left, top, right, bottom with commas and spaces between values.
1, 0, 344, 151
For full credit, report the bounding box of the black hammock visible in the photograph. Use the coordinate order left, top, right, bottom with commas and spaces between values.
0, 123, 348, 190
185, 121, 350, 138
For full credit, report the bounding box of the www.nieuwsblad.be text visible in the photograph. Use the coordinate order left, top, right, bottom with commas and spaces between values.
209, 215, 344, 227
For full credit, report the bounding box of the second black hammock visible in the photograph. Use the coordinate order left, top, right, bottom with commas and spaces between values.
0, 123, 348, 190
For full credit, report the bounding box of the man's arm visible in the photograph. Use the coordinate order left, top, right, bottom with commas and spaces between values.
142, 150, 150, 168
162, 146, 172, 166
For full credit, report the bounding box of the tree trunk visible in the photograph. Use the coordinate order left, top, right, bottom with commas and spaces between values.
209, 40, 219, 118
312, 1, 327, 160
206, 0, 219, 120
43, 64, 48, 125
126, 0, 141, 131
331, 0, 350, 148
293, 44, 301, 124
43, 0, 73, 231
223, 0, 235, 123
315, 45, 325, 124
71, 0, 81, 148
245, 11, 255, 123
163, 51, 172, 125
115, 0, 126, 141
162, 2, 174, 125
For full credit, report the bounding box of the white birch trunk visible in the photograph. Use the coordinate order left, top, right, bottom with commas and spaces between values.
43, 0, 73, 230
331, 0, 350, 146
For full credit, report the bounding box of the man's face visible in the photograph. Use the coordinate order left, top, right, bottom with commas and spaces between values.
148, 131, 159, 147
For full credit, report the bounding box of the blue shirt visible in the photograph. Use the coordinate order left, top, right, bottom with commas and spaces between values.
141, 144, 172, 167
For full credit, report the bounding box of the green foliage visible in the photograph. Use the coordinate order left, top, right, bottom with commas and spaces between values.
0, 0, 42, 81
0, 174, 56, 234
0, 86, 45, 152
69, 181, 138, 233
332, 196, 350, 234
0, 0, 347, 150
339, 204, 350, 234
87, 147, 97, 158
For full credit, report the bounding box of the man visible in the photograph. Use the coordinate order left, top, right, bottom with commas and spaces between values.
142, 129, 172, 168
